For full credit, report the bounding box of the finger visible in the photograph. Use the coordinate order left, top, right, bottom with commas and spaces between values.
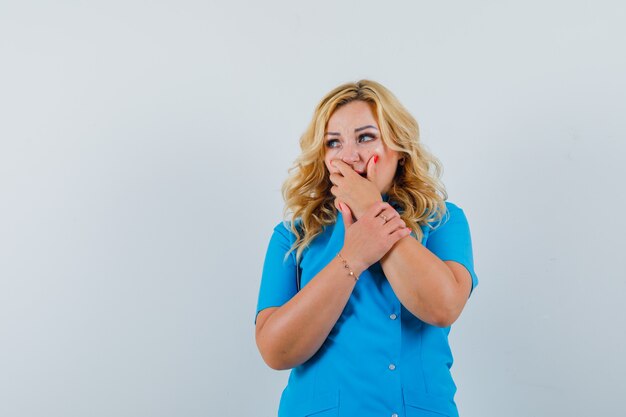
366, 154, 378, 182
366, 201, 392, 218
379, 207, 400, 222
330, 185, 339, 197
388, 226, 412, 242
339, 202, 354, 228
329, 159, 343, 175
377, 212, 396, 227
329, 173, 344, 186
383, 217, 407, 234
333, 159, 358, 179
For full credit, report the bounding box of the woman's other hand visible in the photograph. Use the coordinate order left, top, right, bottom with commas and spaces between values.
338, 200, 411, 274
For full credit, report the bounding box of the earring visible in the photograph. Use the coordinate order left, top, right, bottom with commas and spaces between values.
399, 157, 406, 166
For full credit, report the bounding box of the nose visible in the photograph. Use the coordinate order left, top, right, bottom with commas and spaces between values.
338, 142, 360, 164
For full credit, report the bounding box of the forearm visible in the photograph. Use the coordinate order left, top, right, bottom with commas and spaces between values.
256, 254, 364, 370
380, 235, 465, 327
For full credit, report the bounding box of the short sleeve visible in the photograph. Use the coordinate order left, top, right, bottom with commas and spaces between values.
255, 221, 299, 323
426, 202, 479, 297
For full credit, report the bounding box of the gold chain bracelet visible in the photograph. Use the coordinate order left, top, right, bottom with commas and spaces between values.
336, 252, 359, 282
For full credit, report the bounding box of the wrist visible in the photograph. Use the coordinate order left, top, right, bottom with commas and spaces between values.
339, 248, 368, 276
355, 197, 384, 220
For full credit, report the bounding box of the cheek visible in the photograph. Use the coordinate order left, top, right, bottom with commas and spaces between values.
370, 143, 385, 160
355, 144, 382, 166
369, 143, 392, 167
324, 153, 335, 174
378, 154, 400, 178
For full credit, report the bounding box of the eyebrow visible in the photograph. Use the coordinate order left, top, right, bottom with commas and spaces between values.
325, 125, 379, 136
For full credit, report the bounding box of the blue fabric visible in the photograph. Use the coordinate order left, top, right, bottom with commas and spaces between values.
256, 201, 478, 417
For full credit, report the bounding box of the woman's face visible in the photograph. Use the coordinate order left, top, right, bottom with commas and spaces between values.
324, 100, 401, 195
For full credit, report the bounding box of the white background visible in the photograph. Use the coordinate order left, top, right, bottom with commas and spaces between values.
1, 1, 625, 416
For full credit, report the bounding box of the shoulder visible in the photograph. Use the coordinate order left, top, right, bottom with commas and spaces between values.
271, 218, 302, 241
444, 201, 465, 218
445, 200, 461, 210
427, 201, 467, 231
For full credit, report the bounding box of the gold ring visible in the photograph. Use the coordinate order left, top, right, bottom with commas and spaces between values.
381, 214, 388, 224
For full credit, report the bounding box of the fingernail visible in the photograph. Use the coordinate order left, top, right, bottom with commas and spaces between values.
374, 155, 379, 164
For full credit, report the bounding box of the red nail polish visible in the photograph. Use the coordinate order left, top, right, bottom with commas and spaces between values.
374, 155, 379, 164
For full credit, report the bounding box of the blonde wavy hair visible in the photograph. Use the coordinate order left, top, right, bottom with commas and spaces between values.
282, 79, 448, 263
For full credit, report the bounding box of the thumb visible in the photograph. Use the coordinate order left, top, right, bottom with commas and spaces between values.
339, 202, 354, 228
366, 154, 378, 182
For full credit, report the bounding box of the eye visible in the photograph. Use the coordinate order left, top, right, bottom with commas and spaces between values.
325, 139, 340, 148
358, 133, 377, 143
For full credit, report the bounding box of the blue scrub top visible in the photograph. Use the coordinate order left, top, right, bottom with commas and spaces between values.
256, 200, 478, 417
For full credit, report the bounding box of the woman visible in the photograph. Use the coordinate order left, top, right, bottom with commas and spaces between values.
255, 80, 478, 417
